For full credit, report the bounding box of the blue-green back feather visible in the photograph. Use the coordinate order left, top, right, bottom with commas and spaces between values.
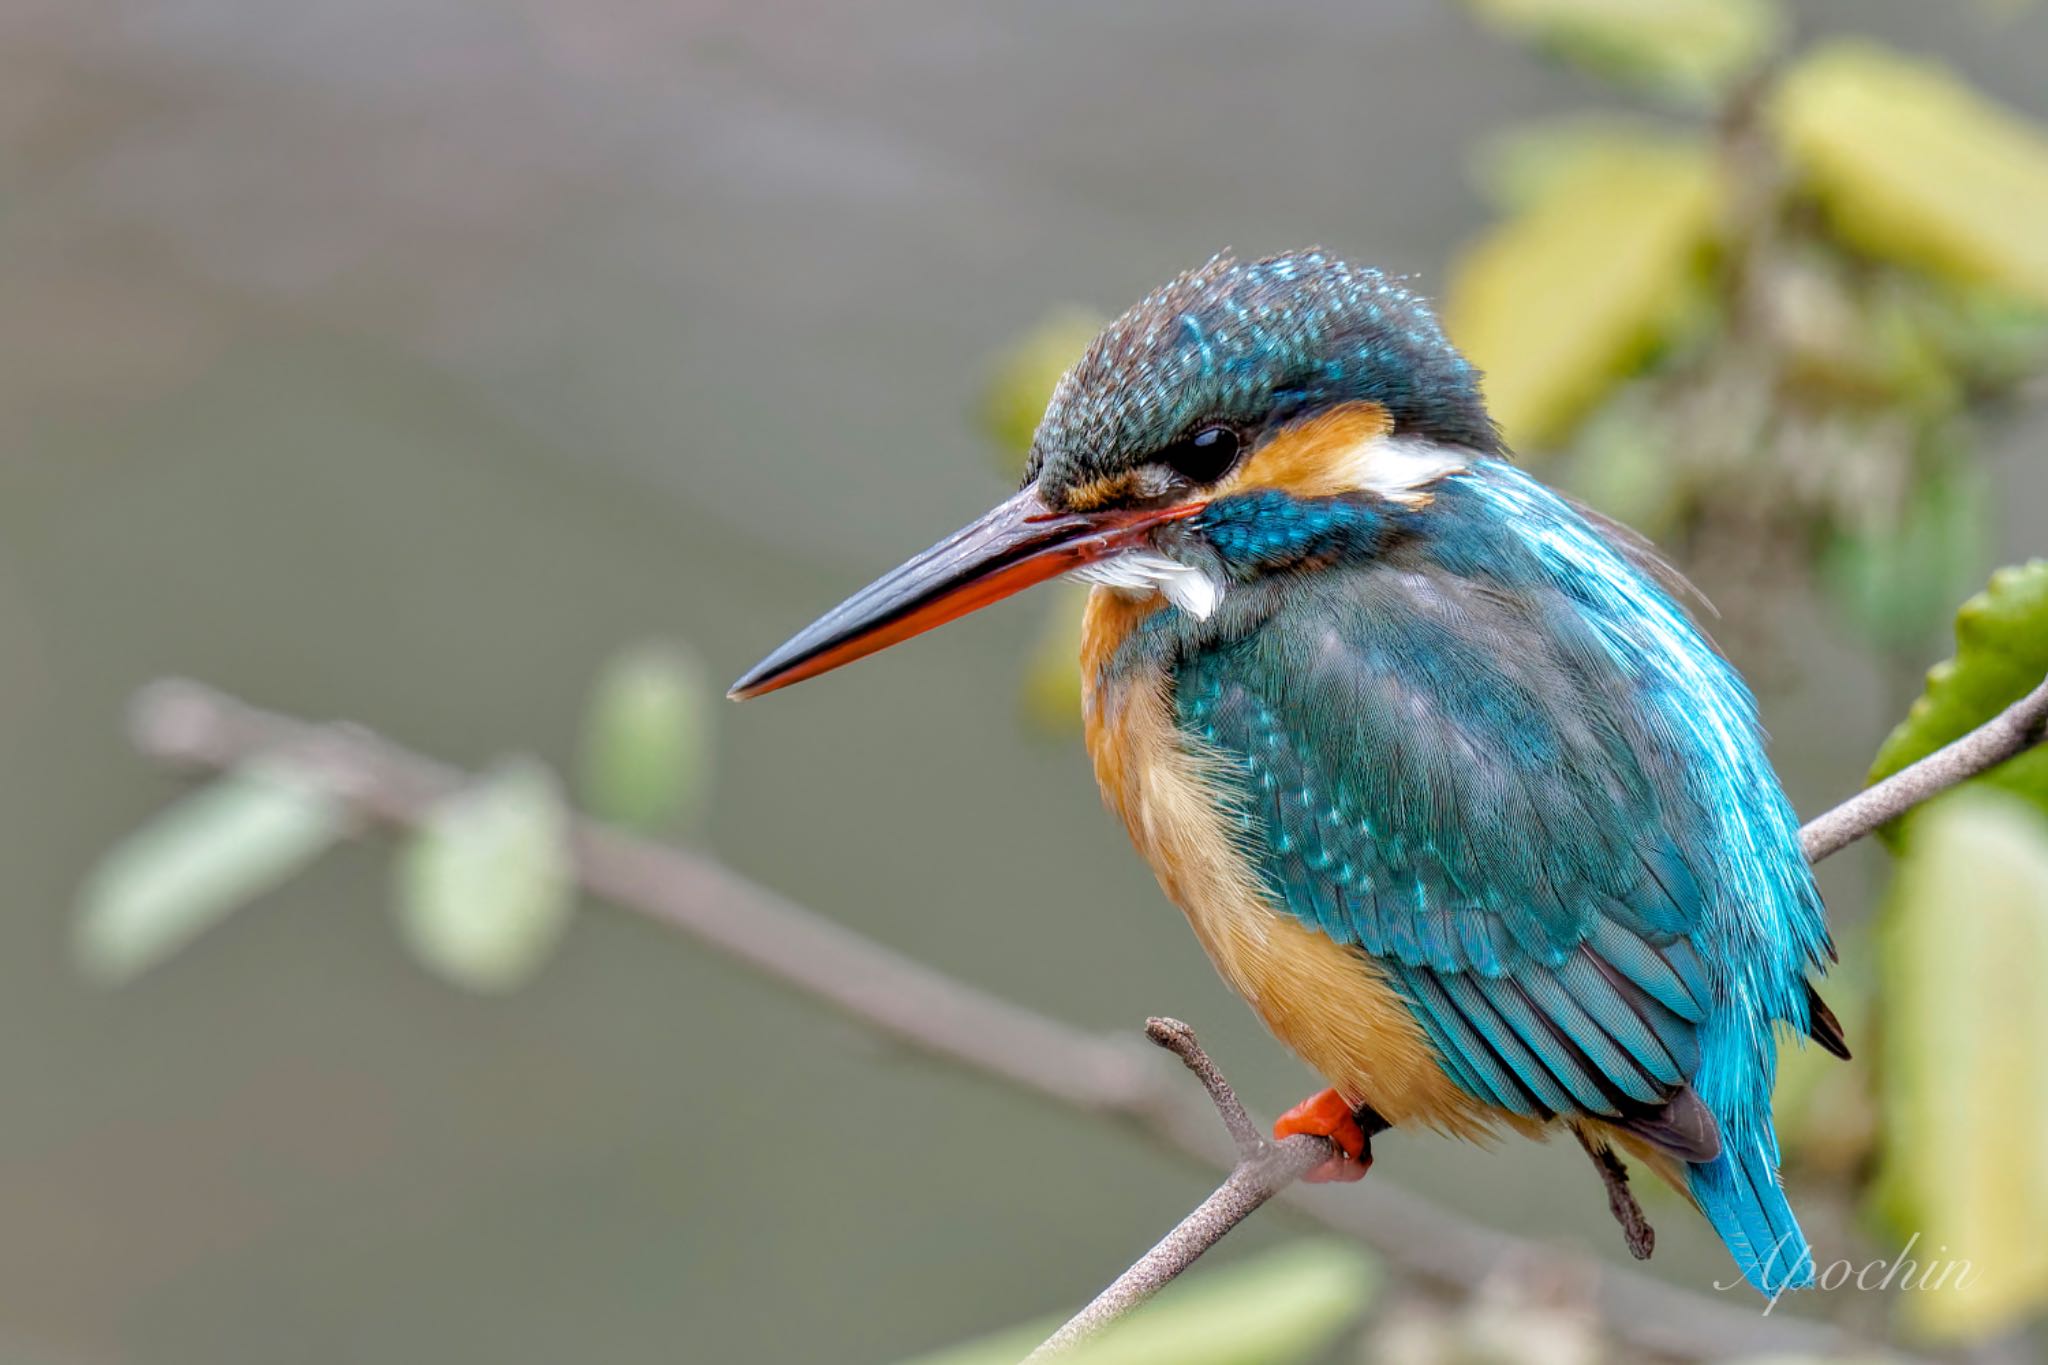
1158, 461, 1829, 1294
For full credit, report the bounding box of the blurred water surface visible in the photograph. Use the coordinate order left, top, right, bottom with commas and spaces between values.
0, 2, 2043, 1361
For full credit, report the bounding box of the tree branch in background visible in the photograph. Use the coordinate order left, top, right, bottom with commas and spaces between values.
125, 673, 2047, 1361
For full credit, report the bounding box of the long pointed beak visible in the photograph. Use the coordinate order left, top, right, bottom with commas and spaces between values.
729, 485, 1202, 700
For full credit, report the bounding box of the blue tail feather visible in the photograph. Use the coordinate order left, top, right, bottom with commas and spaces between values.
1688, 1140, 1814, 1294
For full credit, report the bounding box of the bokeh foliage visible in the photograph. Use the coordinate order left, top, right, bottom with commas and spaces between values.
395, 758, 575, 993
1444, 129, 1716, 449
578, 642, 715, 836
77, 643, 711, 994
1872, 788, 2048, 1340
1447, 32, 2048, 662
76, 761, 347, 985
1464, 0, 1783, 106
1776, 42, 2048, 307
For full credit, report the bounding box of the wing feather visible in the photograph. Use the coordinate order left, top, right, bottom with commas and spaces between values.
1176, 558, 1721, 1134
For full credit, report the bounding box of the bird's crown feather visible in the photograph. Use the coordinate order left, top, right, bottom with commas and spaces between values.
1026, 250, 1499, 500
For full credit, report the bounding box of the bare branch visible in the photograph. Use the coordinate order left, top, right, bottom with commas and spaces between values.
1800, 673, 2048, 863
1144, 1017, 1262, 1158
1024, 1022, 1334, 1360
128, 679, 1161, 1116
119, 671, 2048, 1362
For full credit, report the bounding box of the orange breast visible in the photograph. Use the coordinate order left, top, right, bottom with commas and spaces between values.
1079, 587, 1515, 1139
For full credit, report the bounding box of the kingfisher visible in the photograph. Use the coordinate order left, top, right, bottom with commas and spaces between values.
730, 250, 1846, 1295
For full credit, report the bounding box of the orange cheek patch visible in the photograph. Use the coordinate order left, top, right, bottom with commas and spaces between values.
1223, 401, 1394, 499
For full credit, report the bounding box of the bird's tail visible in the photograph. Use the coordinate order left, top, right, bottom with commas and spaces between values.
1686, 1140, 1814, 1295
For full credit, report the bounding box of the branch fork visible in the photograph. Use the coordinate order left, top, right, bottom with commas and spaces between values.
1024, 1019, 1337, 1360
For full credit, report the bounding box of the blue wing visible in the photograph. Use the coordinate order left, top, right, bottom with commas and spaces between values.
1169, 464, 1833, 1292
1177, 561, 1717, 1132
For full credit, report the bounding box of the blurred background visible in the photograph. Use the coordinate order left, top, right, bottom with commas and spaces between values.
8, 1, 2048, 1361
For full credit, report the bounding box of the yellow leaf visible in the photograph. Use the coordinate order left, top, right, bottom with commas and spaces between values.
1445, 142, 1717, 449
1873, 790, 2048, 1340
1472, 116, 1705, 212
1463, 0, 1783, 104
1775, 41, 2048, 307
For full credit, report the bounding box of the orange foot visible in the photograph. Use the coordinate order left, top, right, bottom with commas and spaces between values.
1273, 1088, 1373, 1183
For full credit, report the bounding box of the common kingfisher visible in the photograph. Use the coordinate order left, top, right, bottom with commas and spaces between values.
731, 251, 1846, 1294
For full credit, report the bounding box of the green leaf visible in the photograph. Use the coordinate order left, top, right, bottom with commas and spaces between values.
1462, 0, 1783, 105
75, 762, 345, 984
1020, 582, 1090, 734
578, 641, 713, 835
1445, 141, 1717, 450
1871, 790, 2048, 1341
897, 1239, 1376, 1365
1774, 41, 2048, 307
395, 759, 574, 993
1868, 561, 2048, 840
980, 309, 1104, 473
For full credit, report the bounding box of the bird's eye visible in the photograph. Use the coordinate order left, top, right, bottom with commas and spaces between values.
1157, 425, 1242, 485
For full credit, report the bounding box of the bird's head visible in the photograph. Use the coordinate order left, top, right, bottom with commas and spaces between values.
730, 250, 1501, 699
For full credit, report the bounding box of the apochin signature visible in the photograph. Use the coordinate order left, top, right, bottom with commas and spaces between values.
1722, 1233, 1979, 1314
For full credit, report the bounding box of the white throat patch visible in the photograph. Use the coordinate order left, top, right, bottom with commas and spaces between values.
1071, 553, 1221, 620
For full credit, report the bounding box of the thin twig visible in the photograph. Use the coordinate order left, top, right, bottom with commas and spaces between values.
1799, 675, 2048, 862
121, 673, 2048, 1362
1023, 1022, 1334, 1360
1143, 1017, 1262, 1157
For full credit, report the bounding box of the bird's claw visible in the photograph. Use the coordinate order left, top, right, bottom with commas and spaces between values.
1274, 1088, 1373, 1183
